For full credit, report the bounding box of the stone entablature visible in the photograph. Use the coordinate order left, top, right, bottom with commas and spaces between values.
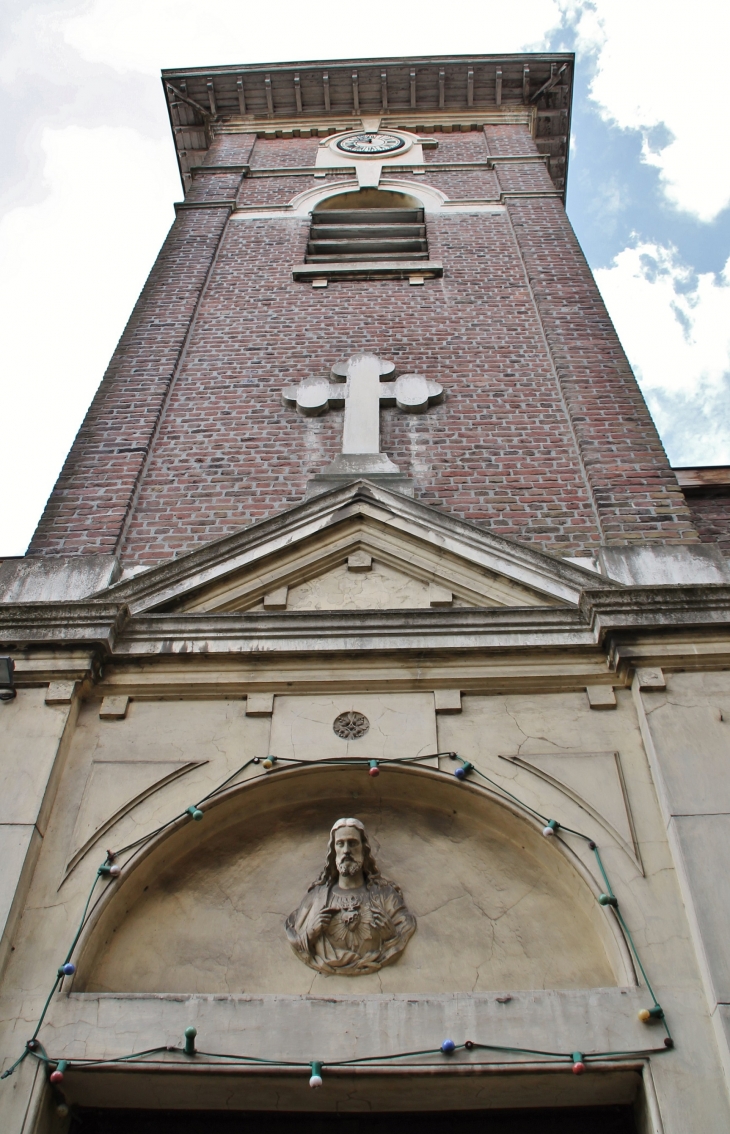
161, 54, 573, 197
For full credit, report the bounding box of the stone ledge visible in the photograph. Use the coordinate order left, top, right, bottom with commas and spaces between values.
173, 199, 238, 212
0, 604, 127, 652
0, 555, 120, 603
598, 543, 730, 586
189, 164, 251, 174
306, 473, 414, 498
292, 260, 443, 282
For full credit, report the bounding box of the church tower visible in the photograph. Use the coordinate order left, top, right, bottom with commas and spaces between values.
2, 54, 730, 1134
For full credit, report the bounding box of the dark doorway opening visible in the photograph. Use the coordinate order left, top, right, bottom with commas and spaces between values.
71, 1105, 638, 1133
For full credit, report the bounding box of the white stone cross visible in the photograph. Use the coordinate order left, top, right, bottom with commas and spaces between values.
282, 353, 443, 476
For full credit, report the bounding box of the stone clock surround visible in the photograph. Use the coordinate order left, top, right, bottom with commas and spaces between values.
335, 133, 407, 155
316, 125, 423, 187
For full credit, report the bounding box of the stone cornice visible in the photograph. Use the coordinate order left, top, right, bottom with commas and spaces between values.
0, 603, 128, 652
111, 590, 730, 662
1, 589, 729, 677
117, 606, 591, 656
580, 585, 730, 635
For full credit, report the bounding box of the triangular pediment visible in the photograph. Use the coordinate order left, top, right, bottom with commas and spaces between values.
97, 481, 615, 615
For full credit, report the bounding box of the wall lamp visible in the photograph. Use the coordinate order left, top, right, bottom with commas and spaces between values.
0, 657, 16, 701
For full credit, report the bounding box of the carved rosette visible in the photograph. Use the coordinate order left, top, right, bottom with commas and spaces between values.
333, 711, 370, 739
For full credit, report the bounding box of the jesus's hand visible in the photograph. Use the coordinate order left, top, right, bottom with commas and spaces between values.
308, 906, 338, 944
369, 906, 395, 937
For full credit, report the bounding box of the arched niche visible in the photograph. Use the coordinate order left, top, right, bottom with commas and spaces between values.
285, 179, 448, 217
75, 765, 632, 995
313, 188, 423, 211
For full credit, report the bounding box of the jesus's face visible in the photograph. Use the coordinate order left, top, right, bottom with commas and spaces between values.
334, 826, 365, 879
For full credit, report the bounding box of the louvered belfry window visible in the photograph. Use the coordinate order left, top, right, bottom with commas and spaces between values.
306, 205, 428, 264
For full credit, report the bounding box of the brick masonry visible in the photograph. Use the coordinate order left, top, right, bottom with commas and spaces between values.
29, 125, 700, 565
484, 125, 694, 547
684, 493, 730, 557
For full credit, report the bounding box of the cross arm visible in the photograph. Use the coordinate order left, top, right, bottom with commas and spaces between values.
379, 375, 445, 413
331, 356, 395, 381
282, 379, 346, 416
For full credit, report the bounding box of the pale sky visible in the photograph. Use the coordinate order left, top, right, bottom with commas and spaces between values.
1, 0, 729, 555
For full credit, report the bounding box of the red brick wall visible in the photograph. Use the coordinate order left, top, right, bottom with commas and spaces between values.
27, 139, 254, 557
29, 126, 699, 564
484, 125, 695, 547
249, 136, 320, 168
422, 131, 488, 162
684, 493, 730, 556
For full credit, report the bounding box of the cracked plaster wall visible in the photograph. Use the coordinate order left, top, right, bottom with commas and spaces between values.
0, 688, 76, 980
251, 561, 474, 612
77, 769, 618, 995
635, 671, 730, 1082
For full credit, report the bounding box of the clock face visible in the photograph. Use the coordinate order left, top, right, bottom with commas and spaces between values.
335, 132, 407, 156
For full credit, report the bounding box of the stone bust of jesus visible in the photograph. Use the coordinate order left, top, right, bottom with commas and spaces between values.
285, 818, 416, 975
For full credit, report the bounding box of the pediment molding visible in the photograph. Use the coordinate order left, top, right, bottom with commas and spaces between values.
98, 480, 612, 615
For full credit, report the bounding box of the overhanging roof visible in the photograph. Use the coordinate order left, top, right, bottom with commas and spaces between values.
161, 53, 574, 195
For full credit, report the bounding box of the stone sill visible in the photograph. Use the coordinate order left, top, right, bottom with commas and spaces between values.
292, 260, 443, 282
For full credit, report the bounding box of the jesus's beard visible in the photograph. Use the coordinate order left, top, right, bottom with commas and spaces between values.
337, 858, 362, 878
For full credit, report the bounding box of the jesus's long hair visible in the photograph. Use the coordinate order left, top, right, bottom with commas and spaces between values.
309, 818, 394, 891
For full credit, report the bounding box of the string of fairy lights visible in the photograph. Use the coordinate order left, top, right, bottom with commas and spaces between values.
1, 750, 673, 1119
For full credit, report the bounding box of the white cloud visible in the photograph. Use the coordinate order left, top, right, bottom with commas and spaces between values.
569, 1, 730, 221
0, 124, 179, 554
62, 0, 563, 75
594, 242, 730, 463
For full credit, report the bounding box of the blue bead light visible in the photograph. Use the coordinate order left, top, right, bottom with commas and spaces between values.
441, 1039, 456, 1054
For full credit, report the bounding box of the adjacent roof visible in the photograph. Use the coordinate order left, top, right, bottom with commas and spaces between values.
674, 466, 730, 492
